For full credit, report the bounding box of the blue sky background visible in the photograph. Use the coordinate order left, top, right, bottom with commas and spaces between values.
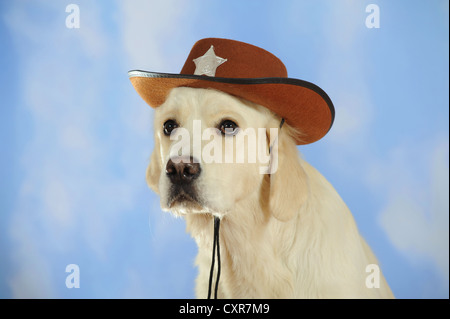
0, 0, 448, 298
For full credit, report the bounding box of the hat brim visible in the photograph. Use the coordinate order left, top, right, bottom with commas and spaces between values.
128, 70, 334, 145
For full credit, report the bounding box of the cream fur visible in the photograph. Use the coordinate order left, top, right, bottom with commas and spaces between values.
146, 87, 394, 298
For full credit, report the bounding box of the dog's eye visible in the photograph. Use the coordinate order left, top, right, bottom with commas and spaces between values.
219, 120, 239, 135
163, 119, 178, 136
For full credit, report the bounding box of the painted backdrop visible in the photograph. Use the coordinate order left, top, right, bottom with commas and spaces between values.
0, 0, 448, 298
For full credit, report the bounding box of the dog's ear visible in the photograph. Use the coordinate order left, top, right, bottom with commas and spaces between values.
146, 140, 162, 194
267, 125, 309, 222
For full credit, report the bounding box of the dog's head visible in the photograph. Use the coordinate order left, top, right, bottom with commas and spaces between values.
146, 87, 308, 221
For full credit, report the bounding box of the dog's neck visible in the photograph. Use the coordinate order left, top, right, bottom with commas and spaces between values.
185, 182, 272, 250
184, 185, 300, 298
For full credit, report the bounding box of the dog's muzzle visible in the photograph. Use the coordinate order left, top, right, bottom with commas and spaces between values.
166, 156, 201, 184
166, 156, 201, 208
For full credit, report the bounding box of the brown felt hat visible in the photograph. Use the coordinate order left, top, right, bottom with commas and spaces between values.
128, 38, 334, 145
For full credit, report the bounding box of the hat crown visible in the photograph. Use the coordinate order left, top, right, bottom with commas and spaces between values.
180, 38, 288, 79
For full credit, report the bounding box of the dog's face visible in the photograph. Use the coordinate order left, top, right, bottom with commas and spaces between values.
147, 87, 308, 221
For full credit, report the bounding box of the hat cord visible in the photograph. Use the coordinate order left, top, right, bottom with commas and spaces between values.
206, 118, 284, 299
207, 216, 221, 299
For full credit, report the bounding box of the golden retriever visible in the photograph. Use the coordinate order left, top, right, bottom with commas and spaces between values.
146, 86, 394, 298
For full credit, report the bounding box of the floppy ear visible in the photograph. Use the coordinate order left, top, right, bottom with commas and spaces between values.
146, 140, 163, 194
267, 125, 309, 222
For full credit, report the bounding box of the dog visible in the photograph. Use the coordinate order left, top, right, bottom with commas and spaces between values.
145, 86, 394, 298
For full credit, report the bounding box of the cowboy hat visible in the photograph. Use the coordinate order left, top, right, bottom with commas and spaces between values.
128, 38, 334, 145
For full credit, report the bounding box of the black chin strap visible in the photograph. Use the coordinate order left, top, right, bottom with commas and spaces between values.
206, 118, 284, 299
207, 216, 221, 299
269, 118, 285, 154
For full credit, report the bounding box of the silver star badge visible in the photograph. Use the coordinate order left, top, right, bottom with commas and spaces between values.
193, 45, 227, 77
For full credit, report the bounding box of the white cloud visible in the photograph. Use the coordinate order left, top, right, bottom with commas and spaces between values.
75, 3, 108, 59
378, 140, 449, 280
120, 0, 194, 72
3, 0, 137, 296
122, 268, 146, 298
8, 178, 58, 298
325, 90, 373, 145
42, 178, 74, 229
320, 0, 373, 142
8, 237, 56, 298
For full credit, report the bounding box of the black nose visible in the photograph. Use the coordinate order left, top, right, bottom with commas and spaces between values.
166, 156, 201, 184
